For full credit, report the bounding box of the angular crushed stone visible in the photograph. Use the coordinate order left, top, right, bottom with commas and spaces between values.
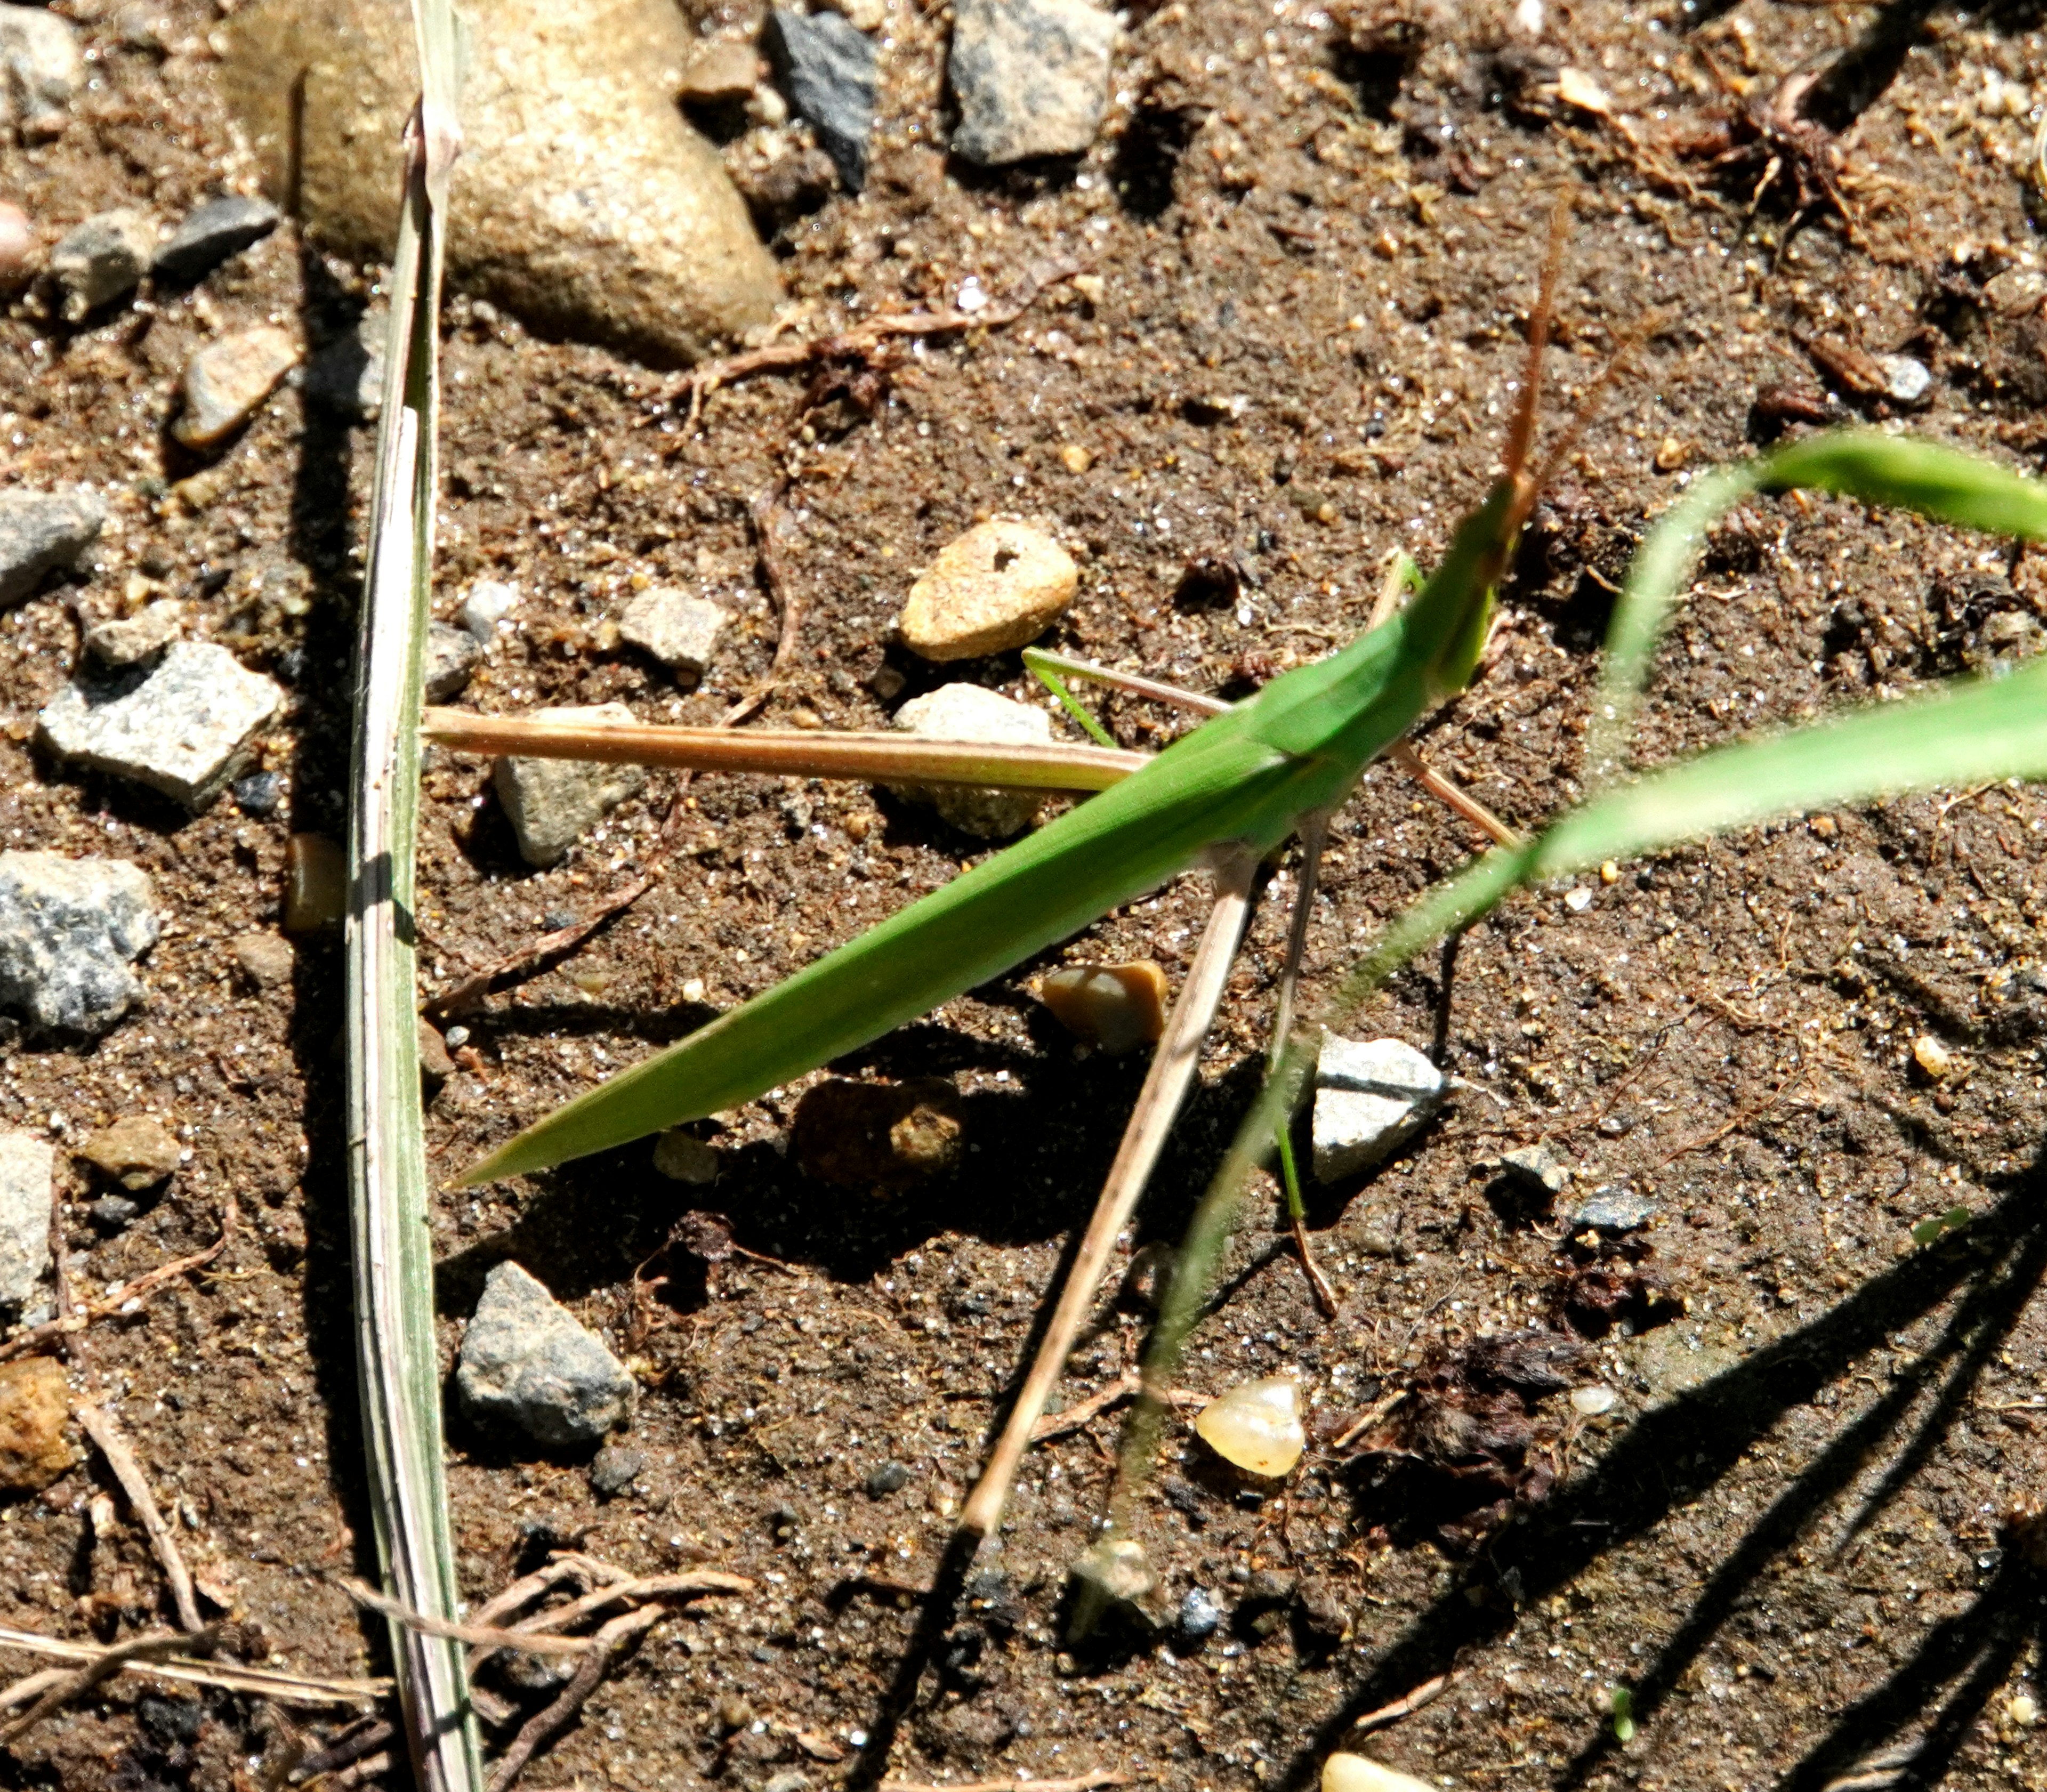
0, 851, 159, 1036
456, 1261, 635, 1449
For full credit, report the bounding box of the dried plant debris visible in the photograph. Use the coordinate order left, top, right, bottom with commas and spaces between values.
1339, 1330, 1585, 1549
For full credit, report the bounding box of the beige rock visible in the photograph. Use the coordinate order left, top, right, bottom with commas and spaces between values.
1040, 960, 1166, 1054
681, 38, 761, 101
75, 1116, 181, 1190
230, 930, 295, 987
1194, 1373, 1305, 1476
173, 326, 298, 448
899, 519, 1077, 660
888, 682, 1052, 840
85, 598, 182, 667
218, 0, 779, 366
1321, 1755, 1432, 1792
0, 1357, 73, 1492
492, 702, 647, 867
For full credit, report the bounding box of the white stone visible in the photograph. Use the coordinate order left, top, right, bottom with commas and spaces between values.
38, 640, 285, 811
0, 1131, 52, 1309
0, 853, 158, 1036
618, 586, 726, 683
1322, 1755, 1432, 1792
493, 701, 647, 867
1570, 1384, 1618, 1416
84, 599, 183, 667
888, 682, 1052, 840
0, 2, 83, 139
459, 579, 518, 639
1311, 1035, 1446, 1182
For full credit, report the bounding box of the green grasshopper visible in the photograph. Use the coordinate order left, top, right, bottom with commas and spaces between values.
425, 224, 1581, 1536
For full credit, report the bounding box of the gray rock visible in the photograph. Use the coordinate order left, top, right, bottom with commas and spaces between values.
1176, 1585, 1220, 1644
0, 2, 83, 139
864, 1459, 910, 1497
219, 0, 779, 366
1496, 1142, 1570, 1199
618, 587, 725, 683
458, 579, 518, 640
84, 599, 182, 667
0, 486, 105, 609
49, 207, 156, 320
766, 7, 875, 192
172, 325, 299, 448
948, 0, 1114, 166
152, 194, 280, 285
423, 621, 479, 701
0, 852, 158, 1036
888, 682, 1052, 840
493, 702, 647, 867
0, 1132, 52, 1310
231, 769, 284, 816
457, 1261, 636, 1449
38, 641, 286, 811
87, 1194, 139, 1233
303, 313, 385, 419
1311, 1035, 1445, 1182
588, 1442, 647, 1497
1568, 1186, 1657, 1235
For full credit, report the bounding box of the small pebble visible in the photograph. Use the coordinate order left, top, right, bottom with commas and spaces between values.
1984, 269, 2047, 318
818, 0, 884, 27
49, 207, 157, 320
230, 931, 294, 988
1570, 1384, 1618, 1416
37, 640, 285, 810
459, 579, 519, 639
0, 1131, 54, 1309
0, 200, 34, 284
417, 1018, 455, 1086
75, 1116, 181, 1190
1912, 1034, 1956, 1081
762, 1774, 810, 1792
1564, 885, 1593, 912
493, 704, 647, 868
898, 519, 1078, 661
283, 833, 346, 935
1121, 1239, 1174, 1309
152, 193, 279, 285
791, 1076, 963, 1191
1041, 960, 1167, 1054
1176, 1586, 1221, 1644
680, 38, 760, 100
85, 598, 183, 667
589, 1442, 647, 1498
1060, 443, 1093, 473
0, 1358, 76, 1494
651, 1130, 719, 1184
1071, 1536, 1157, 1605
1496, 1142, 1571, 1198
864, 1459, 910, 1497
1568, 1186, 1657, 1235
888, 682, 1053, 840
0, 486, 106, 610
87, 1194, 139, 1233
1297, 1576, 1349, 1643
1311, 1036, 1446, 1183
1194, 1374, 1305, 1477
765, 6, 875, 191
172, 326, 299, 449
617, 586, 726, 684
422, 621, 479, 702
948, 0, 1115, 166
2008, 1692, 2040, 1729
0, 852, 158, 1037
0, 3, 82, 138
1653, 435, 1688, 472
1873, 353, 1932, 409
231, 769, 285, 817
456, 1261, 636, 1449
1323, 1754, 1432, 1792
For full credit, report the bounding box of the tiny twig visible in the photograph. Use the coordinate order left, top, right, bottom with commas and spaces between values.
465, 1569, 750, 1675
342, 1580, 599, 1656
1345, 1672, 1451, 1737
0, 1621, 386, 1707
1032, 1373, 1204, 1442
75, 1402, 203, 1633
721, 482, 802, 729
468, 1554, 625, 1632
297, 1717, 398, 1778
879, 1772, 1130, 1792
0, 1628, 215, 1744
486, 1605, 661, 1792
1328, 1386, 1410, 1455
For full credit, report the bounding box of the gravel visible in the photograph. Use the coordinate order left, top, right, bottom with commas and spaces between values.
152, 192, 279, 285
0, 486, 106, 610
49, 207, 156, 320
948, 0, 1115, 166
765, 7, 875, 193
0, 2, 83, 139
1310, 1036, 1447, 1182
888, 683, 1054, 840
491, 701, 648, 868
457, 1261, 638, 1450
0, 851, 159, 1037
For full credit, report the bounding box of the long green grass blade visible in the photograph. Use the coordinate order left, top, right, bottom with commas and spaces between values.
344, 2, 480, 1786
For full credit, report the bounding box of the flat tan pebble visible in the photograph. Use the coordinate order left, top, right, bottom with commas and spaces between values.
173, 325, 299, 448
1322, 1754, 1432, 1792
898, 518, 1077, 661
1059, 443, 1092, 473
283, 833, 347, 935
679, 38, 760, 100
790, 1076, 963, 1192
1194, 1373, 1305, 1476
492, 702, 648, 868
75, 1116, 181, 1190
1039, 960, 1166, 1054
0, 200, 34, 284
0, 1357, 76, 1494
85, 598, 183, 667
230, 930, 295, 987
417, 1018, 456, 1085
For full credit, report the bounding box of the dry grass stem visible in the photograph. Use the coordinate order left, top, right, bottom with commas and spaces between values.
0, 1628, 215, 1744
878, 1771, 1131, 1792
485, 1606, 662, 1792
0, 1621, 386, 1707
75, 1402, 204, 1633
342, 1580, 600, 1656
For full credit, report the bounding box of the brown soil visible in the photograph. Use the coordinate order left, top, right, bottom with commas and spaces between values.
5, 1, 2047, 1789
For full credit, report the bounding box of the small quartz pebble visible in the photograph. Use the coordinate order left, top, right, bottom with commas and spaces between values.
792, 1077, 963, 1191
1569, 1186, 1657, 1234
1322, 1755, 1432, 1792
423, 620, 479, 701
50, 207, 156, 320
172, 326, 299, 448
0, 1357, 75, 1494
899, 519, 1078, 661
1570, 1384, 1619, 1416
75, 1116, 181, 1190
152, 193, 279, 285
0, 2, 83, 139
1913, 1034, 1956, 1081
1177, 1586, 1221, 1643
0, 1132, 53, 1309
888, 682, 1052, 840
1984, 268, 2047, 318
1311, 1036, 1445, 1182
0, 486, 106, 609
1194, 1374, 1305, 1477
85, 599, 182, 667
38, 640, 285, 810
1072, 1536, 1157, 1606
651, 1129, 719, 1184
460, 579, 519, 639
1873, 353, 1932, 409
283, 833, 346, 935
1040, 960, 1167, 1054
617, 586, 726, 683
493, 702, 648, 868
1496, 1142, 1571, 1198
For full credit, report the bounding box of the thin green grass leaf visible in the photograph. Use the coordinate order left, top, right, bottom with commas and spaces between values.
344, 2, 481, 1787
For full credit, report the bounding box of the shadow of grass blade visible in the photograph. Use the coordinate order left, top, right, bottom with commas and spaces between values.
343, 2, 481, 1788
